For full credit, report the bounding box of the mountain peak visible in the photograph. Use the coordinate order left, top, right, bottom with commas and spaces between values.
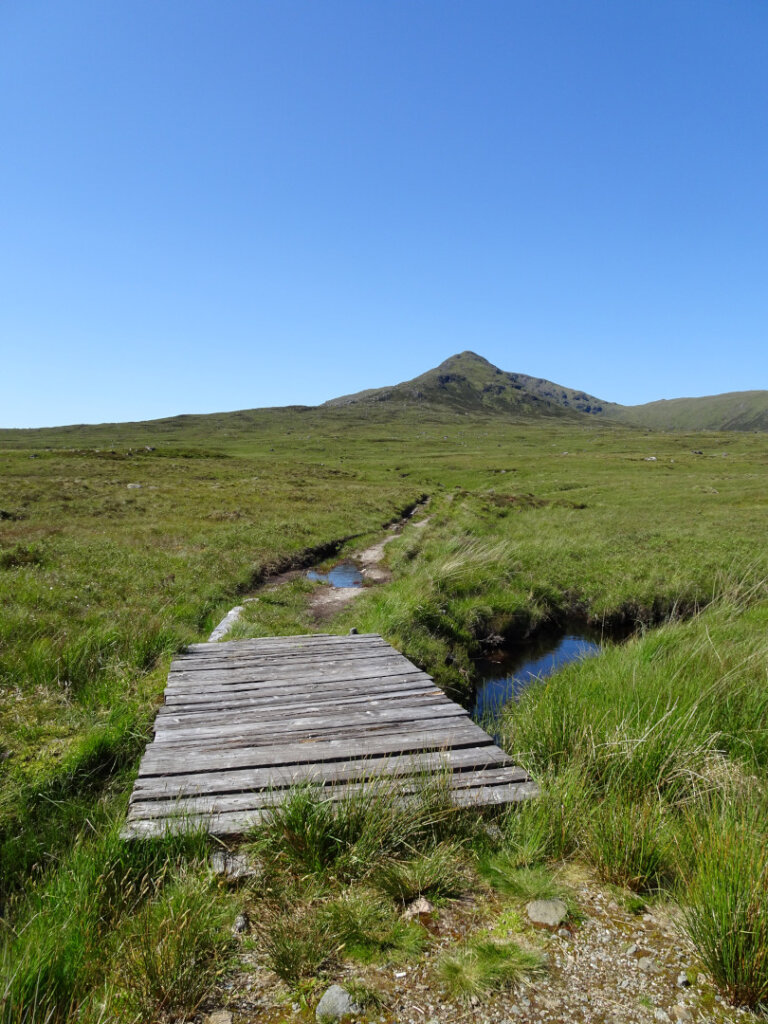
434, 351, 497, 373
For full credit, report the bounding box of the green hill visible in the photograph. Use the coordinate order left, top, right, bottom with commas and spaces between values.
606, 391, 768, 432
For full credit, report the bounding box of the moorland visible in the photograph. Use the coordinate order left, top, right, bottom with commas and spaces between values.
1, 353, 767, 1022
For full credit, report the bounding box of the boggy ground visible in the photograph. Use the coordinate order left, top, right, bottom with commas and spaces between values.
2, 410, 768, 1021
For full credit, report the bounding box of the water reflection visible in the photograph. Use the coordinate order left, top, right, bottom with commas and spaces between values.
472, 632, 602, 721
307, 560, 364, 588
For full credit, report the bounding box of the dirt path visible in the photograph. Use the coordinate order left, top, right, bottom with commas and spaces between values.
206, 503, 431, 639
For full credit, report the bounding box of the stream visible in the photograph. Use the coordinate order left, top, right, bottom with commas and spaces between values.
471, 627, 607, 721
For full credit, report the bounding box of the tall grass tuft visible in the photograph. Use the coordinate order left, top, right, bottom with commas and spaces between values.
112, 873, 232, 1020
585, 795, 673, 893
682, 800, 768, 1009
259, 902, 339, 984
251, 775, 455, 881
372, 842, 471, 904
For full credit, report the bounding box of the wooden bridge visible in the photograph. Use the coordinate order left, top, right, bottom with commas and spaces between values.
124, 633, 536, 838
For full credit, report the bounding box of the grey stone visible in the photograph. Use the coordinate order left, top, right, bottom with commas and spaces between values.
205, 1013, 233, 1024
526, 898, 568, 928
232, 911, 249, 935
126, 482, 142, 489
625, 942, 639, 956
638, 956, 660, 973
315, 985, 360, 1022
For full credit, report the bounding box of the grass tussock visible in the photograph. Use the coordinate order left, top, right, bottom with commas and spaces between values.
372, 842, 471, 904
250, 776, 455, 882
585, 795, 674, 893
682, 797, 768, 1008
438, 937, 546, 1001
111, 873, 232, 1019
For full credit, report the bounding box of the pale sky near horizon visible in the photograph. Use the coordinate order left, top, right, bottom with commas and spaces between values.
2, 1, 767, 427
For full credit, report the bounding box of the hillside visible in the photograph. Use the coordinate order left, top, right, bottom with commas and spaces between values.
608, 390, 768, 432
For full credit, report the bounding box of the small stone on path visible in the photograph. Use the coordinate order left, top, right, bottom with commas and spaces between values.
526, 898, 568, 928
205, 1013, 232, 1024
315, 984, 360, 1022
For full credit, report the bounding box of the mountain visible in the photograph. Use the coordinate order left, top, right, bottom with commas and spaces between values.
325, 351, 618, 420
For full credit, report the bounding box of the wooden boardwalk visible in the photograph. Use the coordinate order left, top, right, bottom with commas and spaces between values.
124, 633, 536, 838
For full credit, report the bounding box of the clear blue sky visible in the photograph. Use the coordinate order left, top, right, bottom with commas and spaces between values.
2, 1, 767, 427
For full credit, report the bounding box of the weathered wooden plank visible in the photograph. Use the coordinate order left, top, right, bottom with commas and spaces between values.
128, 767, 533, 819
161, 678, 436, 711
132, 746, 515, 800
164, 675, 431, 703
138, 722, 495, 776
166, 658, 419, 689
182, 634, 384, 656
152, 702, 469, 745
124, 779, 539, 838
170, 645, 395, 670
155, 692, 448, 730
158, 686, 442, 719
163, 675, 432, 704
186, 632, 381, 647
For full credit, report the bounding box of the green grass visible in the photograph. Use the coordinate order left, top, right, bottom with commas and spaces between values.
3, 403, 768, 1016
371, 842, 471, 903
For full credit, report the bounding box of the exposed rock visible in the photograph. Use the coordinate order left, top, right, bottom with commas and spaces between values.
403, 896, 434, 921
232, 911, 249, 935
638, 955, 660, 973
526, 898, 568, 928
205, 1012, 233, 1024
126, 482, 142, 489
211, 850, 257, 882
315, 984, 360, 1022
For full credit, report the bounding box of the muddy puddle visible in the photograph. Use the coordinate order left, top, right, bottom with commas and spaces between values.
471, 627, 607, 721
306, 560, 364, 588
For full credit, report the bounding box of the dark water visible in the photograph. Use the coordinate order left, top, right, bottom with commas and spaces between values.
307, 560, 364, 588
472, 630, 603, 720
